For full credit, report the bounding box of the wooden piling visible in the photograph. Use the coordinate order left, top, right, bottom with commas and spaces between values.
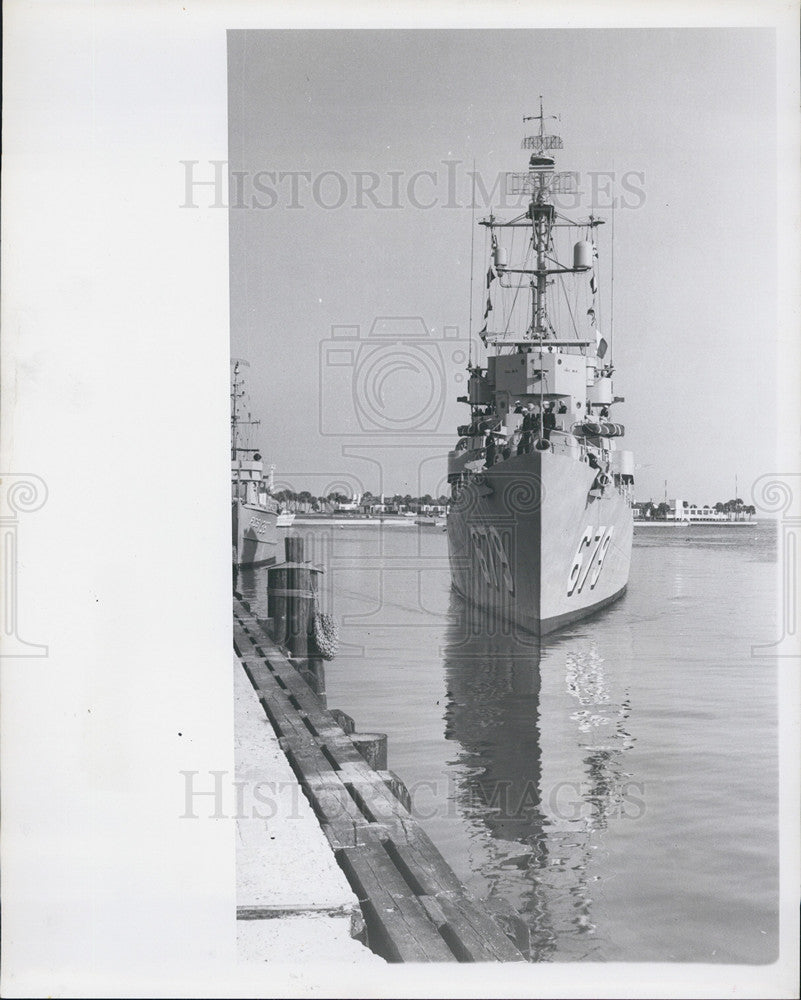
331, 709, 356, 734
267, 534, 322, 662
284, 534, 304, 563
266, 564, 288, 646
286, 557, 310, 661
350, 732, 388, 771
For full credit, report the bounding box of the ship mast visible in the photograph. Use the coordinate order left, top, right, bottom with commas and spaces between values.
230, 359, 260, 462
478, 106, 602, 347
522, 97, 560, 338
231, 361, 244, 461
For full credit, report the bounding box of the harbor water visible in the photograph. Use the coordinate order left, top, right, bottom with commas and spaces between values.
236, 521, 778, 963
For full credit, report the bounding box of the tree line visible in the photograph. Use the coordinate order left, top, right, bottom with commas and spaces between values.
270, 490, 451, 513
636, 498, 757, 519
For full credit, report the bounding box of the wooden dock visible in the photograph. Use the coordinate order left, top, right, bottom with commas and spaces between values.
233, 596, 527, 963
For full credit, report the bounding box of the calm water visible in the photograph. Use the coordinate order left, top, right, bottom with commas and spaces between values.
237, 521, 778, 963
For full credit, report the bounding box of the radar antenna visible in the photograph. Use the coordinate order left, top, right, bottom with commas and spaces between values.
522, 95, 563, 152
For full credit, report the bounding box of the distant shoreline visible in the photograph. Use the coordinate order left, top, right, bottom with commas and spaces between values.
279, 514, 767, 529
633, 520, 756, 527
281, 515, 418, 527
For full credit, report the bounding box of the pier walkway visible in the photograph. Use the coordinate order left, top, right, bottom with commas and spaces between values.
235, 644, 381, 964
233, 596, 526, 963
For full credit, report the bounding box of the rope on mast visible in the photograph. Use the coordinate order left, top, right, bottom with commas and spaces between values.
594, 216, 604, 348
610, 197, 616, 366
558, 273, 579, 339
502, 240, 528, 337
468, 158, 477, 366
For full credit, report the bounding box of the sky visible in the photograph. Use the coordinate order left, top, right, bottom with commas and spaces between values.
228, 27, 777, 504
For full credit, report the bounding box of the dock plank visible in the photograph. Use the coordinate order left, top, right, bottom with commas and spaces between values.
337, 847, 456, 963
233, 598, 525, 963
435, 893, 526, 962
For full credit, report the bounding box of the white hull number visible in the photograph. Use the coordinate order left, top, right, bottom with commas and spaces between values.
567, 525, 614, 596
470, 525, 515, 594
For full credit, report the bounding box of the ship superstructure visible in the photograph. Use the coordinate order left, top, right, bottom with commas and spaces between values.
231, 359, 278, 566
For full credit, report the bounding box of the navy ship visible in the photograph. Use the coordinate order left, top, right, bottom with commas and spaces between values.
231, 360, 278, 566
447, 105, 634, 635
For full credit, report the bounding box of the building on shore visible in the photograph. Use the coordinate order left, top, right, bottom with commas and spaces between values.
633, 498, 756, 523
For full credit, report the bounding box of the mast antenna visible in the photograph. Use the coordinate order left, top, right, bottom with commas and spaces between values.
610, 197, 615, 365
522, 97, 560, 138
231, 360, 242, 461
468, 158, 476, 365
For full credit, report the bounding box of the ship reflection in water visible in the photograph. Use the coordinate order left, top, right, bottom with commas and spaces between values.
442, 595, 637, 961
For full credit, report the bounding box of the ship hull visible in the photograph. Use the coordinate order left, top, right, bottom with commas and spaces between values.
447, 450, 632, 635
232, 499, 278, 567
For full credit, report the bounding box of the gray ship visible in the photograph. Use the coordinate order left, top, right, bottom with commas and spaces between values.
447, 105, 634, 635
231, 360, 278, 567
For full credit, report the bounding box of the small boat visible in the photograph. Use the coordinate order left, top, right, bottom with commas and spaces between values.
415, 514, 448, 528
276, 510, 296, 528
231, 361, 278, 566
